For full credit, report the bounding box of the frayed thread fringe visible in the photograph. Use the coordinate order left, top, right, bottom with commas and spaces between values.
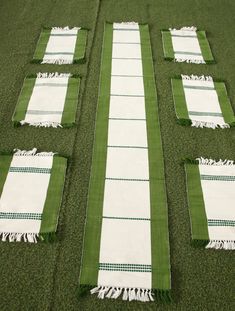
206, 240, 235, 250
175, 58, 206, 64
0, 232, 56, 243
36, 72, 71, 79
181, 74, 213, 81
90, 286, 154, 302
196, 157, 234, 166
51, 26, 80, 31
191, 120, 230, 129
14, 148, 55, 157
170, 26, 197, 32
20, 121, 63, 128
41, 59, 73, 65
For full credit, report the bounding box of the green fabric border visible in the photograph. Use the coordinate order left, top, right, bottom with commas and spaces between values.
32, 29, 51, 62
214, 81, 235, 125
12, 77, 36, 124
61, 77, 81, 126
40, 156, 67, 234
161, 30, 174, 60
73, 29, 88, 63
140, 25, 171, 291
0, 155, 13, 196
197, 31, 214, 63
80, 22, 113, 285
185, 164, 209, 243
171, 78, 191, 125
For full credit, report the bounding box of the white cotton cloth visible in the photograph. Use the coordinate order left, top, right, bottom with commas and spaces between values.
0, 153, 53, 234
98, 22, 152, 290
22, 74, 69, 126
181, 75, 227, 127
42, 27, 79, 64
199, 163, 235, 242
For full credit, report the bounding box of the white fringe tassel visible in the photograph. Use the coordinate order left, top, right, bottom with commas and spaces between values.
36, 72, 71, 79
169, 26, 197, 32
196, 157, 234, 166
20, 120, 63, 128
90, 286, 154, 302
175, 58, 206, 64
181, 74, 213, 81
0, 232, 39, 243
41, 59, 73, 65
191, 120, 230, 129
206, 240, 235, 250
14, 148, 55, 157
51, 26, 80, 31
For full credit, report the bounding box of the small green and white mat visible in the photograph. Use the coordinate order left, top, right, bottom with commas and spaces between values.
79, 22, 171, 302
185, 158, 235, 250
172, 75, 235, 129
162, 27, 214, 64
13, 73, 80, 128
33, 27, 87, 64
0, 149, 67, 243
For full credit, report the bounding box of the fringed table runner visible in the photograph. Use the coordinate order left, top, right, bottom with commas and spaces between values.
0, 149, 67, 242
13, 73, 80, 128
79, 22, 171, 302
162, 27, 214, 64
172, 75, 235, 128
33, 27, 87, 64
185, 158, 235, 250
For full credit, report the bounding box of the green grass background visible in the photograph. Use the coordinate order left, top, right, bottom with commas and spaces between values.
0, 0, 234, 310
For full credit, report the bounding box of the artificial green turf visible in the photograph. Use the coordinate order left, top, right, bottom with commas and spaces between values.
0, 0, 234, 310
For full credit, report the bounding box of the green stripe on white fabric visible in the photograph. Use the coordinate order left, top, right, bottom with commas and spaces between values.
200, 174, 235, 181
188, 111, 223, 117
103, 216, 150, 221
208, 219, 235, 227
99, 263, 152, 272
0, 212, 42, 220
9, 167, 51, 174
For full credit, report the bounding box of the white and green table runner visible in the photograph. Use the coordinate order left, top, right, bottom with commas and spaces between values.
162, 27, 214, 64
79, 22, 171, 302
33, 27, 87, 64
172, 75, 235, 128
13, 73, 80, 128
185, 158, 235, 250
0, 149, 67, 242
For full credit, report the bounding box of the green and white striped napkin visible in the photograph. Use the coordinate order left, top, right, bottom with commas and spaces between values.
185, 158, 235, 250
13, 73, 80, 128
33, 27, 87, 64
162, 27, 214, 64
0, 149, 67, 243
172, 75, 235, 128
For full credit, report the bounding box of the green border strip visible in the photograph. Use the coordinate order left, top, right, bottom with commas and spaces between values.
12, 77, 36, 124
80, 23, 113, 285
171, 78, 191, 126
0, 155, 13, 196
185, 164, 209, 246
61, 77, 81, 126
214, 81, 235, 125
197, 30, 215, 63
32, 29, 51, 62
161, 30, 174, 60
140, 25, 171, 293
40, 156, 67, 236
74, 29, 88, 63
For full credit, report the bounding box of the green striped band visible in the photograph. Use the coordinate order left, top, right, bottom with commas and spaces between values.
0, 212, 42, 220
161, 30, 174, 59
188, 111, 223, 117
105, 177, 149, 182
99, 263, 152, 272
174, 51, 202, 56
171, 34, 197, 38
200, 174, 235, 181
197, 30, 214, 63
208, 219, 235, 227
107, 145, 148, 149
109, 117, 146, 121
9, 167, 51, 174
103, 216, 150, 221
35, 83, 68, 87
33, 29, 51, 61
73, 29, 88, 62
183, 85, 214, 91
171, 78, 189, 121
27, 110, 63, 115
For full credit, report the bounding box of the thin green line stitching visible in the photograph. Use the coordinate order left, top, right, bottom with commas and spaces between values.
208, 219, 235, 226
0, 212, 42, 220
9, 167, 51, 174
107, 145, 148, 149
183, 85, 214, 91
174, 51, 202, 56
105, 177, 149, 182
103, 216, 150, 221
109, 117, 146, 121
99, 263, 152, 272
200, 174, 235, 181
27, 110, 63, 115
188, 111, 223, 117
